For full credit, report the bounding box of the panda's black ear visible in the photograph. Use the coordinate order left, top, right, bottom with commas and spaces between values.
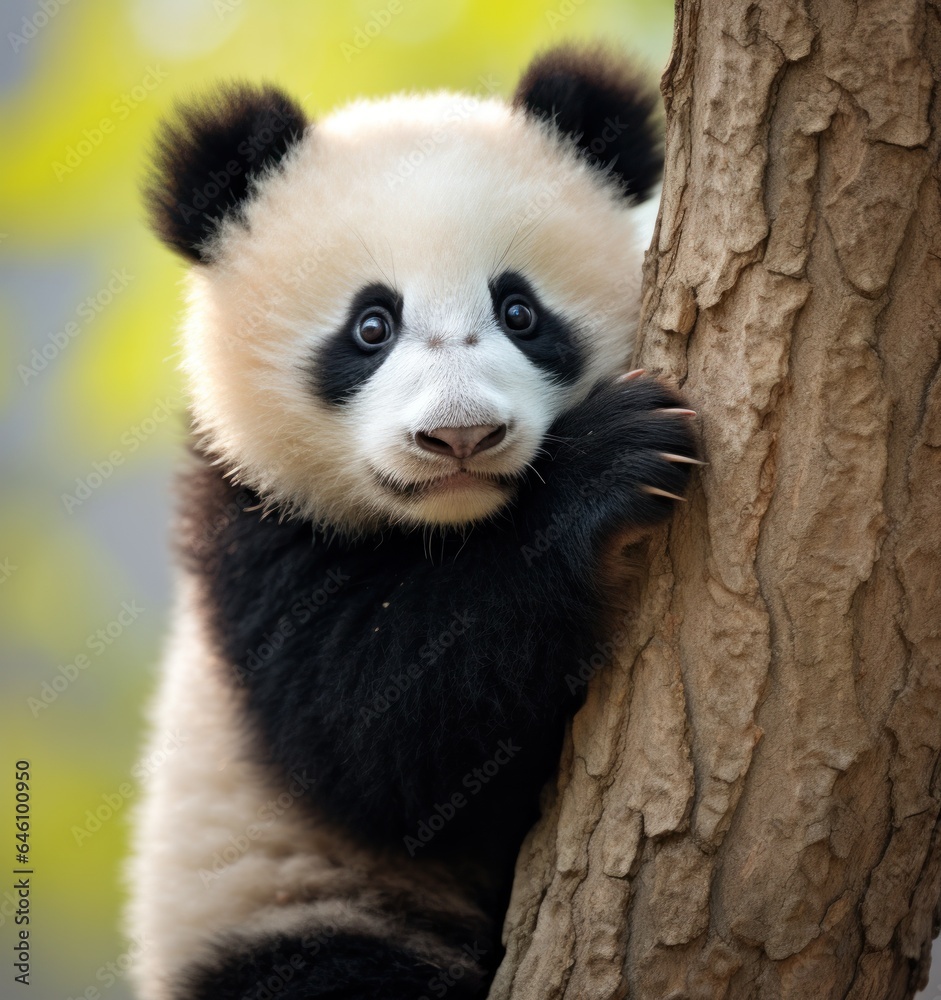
145, 84, 308, 262
513, 46, 662, 200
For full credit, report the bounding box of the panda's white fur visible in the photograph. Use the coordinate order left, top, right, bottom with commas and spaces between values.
130, 46, 694, 1000
183, 92, 643, 533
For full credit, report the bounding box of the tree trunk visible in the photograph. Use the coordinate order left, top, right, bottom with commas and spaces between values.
490, 2, 941, 997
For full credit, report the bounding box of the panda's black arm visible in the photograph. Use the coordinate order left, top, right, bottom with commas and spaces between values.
194, 377, 696, 849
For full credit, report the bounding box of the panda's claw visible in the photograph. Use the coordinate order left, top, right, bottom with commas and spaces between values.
618, 368, 646, 382
657, 407, 697, 417
641, 485, 687, 502
659, 452, 706, 465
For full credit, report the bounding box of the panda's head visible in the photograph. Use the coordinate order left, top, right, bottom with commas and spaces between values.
147, 46, 661, 534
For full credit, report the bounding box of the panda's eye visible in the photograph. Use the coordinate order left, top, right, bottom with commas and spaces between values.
500, 295, 537, 336
353, 308, 395, 350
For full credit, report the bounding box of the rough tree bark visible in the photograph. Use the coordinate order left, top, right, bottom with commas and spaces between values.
490, 2, 941, 998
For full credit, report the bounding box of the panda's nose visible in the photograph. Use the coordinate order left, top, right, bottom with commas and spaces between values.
414, 424, 506, 459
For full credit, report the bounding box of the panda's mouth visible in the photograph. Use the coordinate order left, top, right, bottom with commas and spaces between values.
374, 467, 513, 499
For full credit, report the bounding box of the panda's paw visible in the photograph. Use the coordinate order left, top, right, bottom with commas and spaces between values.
619, 369, 701, 508
540, 373, 701, 533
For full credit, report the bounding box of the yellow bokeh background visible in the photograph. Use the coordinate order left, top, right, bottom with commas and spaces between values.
0, 2, 672, 996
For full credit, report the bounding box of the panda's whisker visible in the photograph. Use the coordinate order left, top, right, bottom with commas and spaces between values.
513, 215, 551, 256
491, 218, 527, 275
386, 236, 397, 291
423, 525, 435, 547
353, 227, 397, 290
453, 524, 475, 560
523, 461, 546, 485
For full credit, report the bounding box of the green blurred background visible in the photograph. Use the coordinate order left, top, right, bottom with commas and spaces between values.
0, 2, 674, 997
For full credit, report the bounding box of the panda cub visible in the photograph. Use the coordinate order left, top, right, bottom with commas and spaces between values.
129, 45, 697, 1000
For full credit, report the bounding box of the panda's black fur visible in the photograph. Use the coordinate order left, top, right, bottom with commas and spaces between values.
130, 44, 697, 1000
145, 84, 308, 263
188, 374, 692, 849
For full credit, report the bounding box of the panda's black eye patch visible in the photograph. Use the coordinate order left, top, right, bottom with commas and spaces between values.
489, 272, 583, 386
500, 296, 537, 336
312, 283, 402, 406
353, 307, 395, 350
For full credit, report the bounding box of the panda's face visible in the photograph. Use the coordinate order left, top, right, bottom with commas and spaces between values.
323, 268, 569, 529
176, 92, 649, 533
